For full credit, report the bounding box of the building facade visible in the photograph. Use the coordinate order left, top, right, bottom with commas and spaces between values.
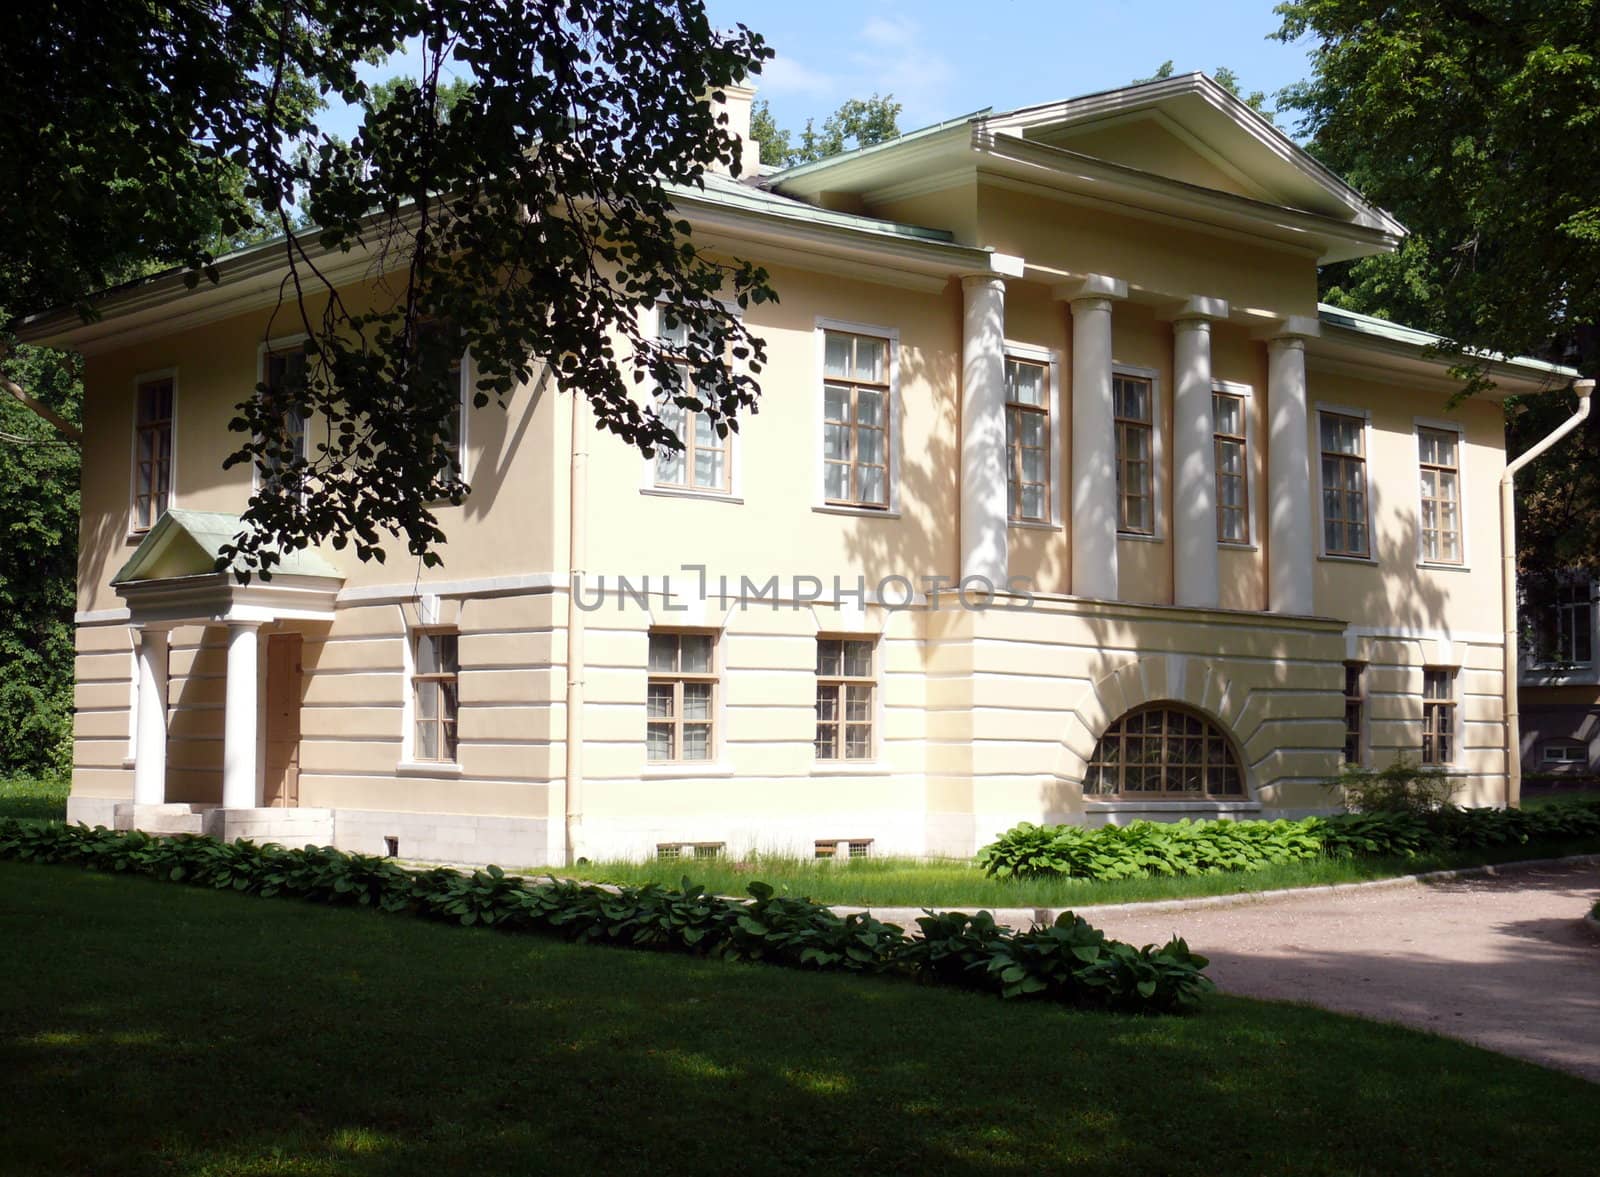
1520, 574, 1599, 776
22, 74, 1576, 865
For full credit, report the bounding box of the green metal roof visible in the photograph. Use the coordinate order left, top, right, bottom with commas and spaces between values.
668, 171, 956, 244
112, 509, 343, 584
1317, 303, 1579, 379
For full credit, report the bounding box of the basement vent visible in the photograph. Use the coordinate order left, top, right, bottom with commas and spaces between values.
657, 842, 726, 862
384, 836, 399, 859
815, 839, 874, 860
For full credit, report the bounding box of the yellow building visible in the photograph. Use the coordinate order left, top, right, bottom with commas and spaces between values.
19, 74, 1577, 865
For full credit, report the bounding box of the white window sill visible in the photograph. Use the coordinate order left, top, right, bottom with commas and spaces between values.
1081, 799, 1262, 816
1117, 532, 1164, 545
1218, 541, 1259, 552
1521, 666, 1599, 687
811, 760, 895, 777
813, 503, 901, 519
396, 760, 464, 778
1318, 553, 1378, 566
641, 760, 736, 779
639, 488, 744, 506
1416, 561, 1471, 573
1008, 519, 1062, 532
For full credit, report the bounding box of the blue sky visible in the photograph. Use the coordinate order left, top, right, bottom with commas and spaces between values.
326, 2, 1318, 141
706, 1, 1318, 134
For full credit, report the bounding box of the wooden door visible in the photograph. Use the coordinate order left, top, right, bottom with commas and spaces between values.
263, 633, 303, 807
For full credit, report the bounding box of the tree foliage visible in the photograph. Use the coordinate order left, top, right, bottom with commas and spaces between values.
0, 344, 80, 776
751, 94, 902, 168
1275, 0, 1600, 575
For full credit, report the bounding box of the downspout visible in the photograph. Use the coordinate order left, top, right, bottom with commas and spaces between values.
564, 391, 589, 863
1500, 377, 1593, 808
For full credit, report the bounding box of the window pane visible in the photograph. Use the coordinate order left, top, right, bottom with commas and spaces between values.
658, 311, 689, 350
856, 388, 884, 427
823, 422, 851, 462
656, 447, 685, 486
824, 333, 852, 379
1213, 394, 1242, 435
824, 383, 850, 423
854, 336, 887, 382
416, 721, 437, 761
824, 463, 851, 501
843, 641, 872, 677
680, 635, 713, 673
646, 682, 675, 719
1021, 485, 1045, 520
1007, 360, 1045, 407
845, 684, 872, 721
682, 724, 711, 761
858, 465, 886, 506
416, 633, 438, 675
815, 725, 838, 760
682, 682, 712, 720
1018, 412, 1045, 448
816, 684, 839, 721
856, 426, 885, 466
417, 680, 437, 719
693, 447, 724, 489
648, 633, 678, 673
647, 723, 674, 762
437, 636, 458, 676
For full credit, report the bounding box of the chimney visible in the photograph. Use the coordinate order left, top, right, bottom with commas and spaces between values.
708, 83, 762, 177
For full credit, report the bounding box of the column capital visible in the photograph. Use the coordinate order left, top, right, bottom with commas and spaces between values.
1052, 273, 1128, 304
960, 272, 1007, 293
1252, 314, 1321, 342
1159, 294, 1230, 323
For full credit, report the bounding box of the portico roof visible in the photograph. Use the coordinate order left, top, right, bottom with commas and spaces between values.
113, 509, 343, 625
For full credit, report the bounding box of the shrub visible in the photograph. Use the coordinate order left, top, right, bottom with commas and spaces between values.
1329, 758, 1456, 815
977, 798, 1600, 882
0, 820, 1213, 1015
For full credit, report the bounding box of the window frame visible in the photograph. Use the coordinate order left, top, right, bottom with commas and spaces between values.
1314, 404, 1375, 561
1532, 579, 1595, 669
641, 301, 741, 501
129, 369, 178, 535
1002, 342, 1062, 528
646, 629, 719, 765
1112, 363, 1163, 540
1084, 704, 1246, 801
1342, 662, 1366, 766
814, 636, 878, 762
814, 317, 900, 517
1540, 742, 1588, 766
409, 627, 460, 766
1413, 418, 1466, 568
255, 335, 313, 492
1211, 379, 1256, 547
1420, 667, 1456, 767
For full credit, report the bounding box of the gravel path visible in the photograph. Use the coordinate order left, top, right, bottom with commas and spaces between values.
1084, 861, 1600, 1083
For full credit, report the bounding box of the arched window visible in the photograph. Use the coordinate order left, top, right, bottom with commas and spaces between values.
1085, 705, 1244, 799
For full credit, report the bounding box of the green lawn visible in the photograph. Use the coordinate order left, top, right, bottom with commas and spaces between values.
0, 774, 68, 822
1, 862, 1595, 1176
551, 833, 1600, 908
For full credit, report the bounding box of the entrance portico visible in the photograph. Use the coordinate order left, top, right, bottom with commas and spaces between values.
111, 509, 342, 842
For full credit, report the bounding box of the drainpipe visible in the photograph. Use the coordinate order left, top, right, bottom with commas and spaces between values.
564, 390, 589, 863
1501, 377, 1592, 808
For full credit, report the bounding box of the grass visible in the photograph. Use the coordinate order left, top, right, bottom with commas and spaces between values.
0, 774, 68, 822
1, 861, 1596, 1176
551, 832, 1600, 908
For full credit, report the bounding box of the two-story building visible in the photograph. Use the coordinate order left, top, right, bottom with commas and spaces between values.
19, 73, 1577, 865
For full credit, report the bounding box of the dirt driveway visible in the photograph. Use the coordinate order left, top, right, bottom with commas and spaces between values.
1086, 862, 1600, 1083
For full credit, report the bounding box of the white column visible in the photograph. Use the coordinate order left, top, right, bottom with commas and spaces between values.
132, 627, 169, 806
1267, 335, 1315, 614
961, 273, 1008, 587
222, 622, 263, 810
1064, 281, 1125, 601
1173, 315, 1220, 608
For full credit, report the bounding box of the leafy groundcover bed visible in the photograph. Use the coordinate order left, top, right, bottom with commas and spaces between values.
979, 800, 1600, 881
0, 819, 1209, 1013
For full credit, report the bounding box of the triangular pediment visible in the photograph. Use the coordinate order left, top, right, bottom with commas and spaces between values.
1029, 112, 1267, 202
113, 508, 342, 584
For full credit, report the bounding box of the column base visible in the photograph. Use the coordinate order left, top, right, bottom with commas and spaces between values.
202, 807, 333, 847
113, 803, 206, 835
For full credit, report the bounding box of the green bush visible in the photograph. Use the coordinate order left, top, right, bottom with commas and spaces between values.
0, 820, 1213, 1015
1329, 758, 1456, 815
978, 799, 1600, 883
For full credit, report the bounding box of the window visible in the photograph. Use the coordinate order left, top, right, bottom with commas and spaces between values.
1541, 742, 1587, 767
1085, 705, 1243, 799
1005, 356, 1050, 522
1213, 391, 1249, 543
262, 344, 310, 482
1319, 411, 1369, 557
654, 310, 729, 492
1421, 668, 1455, 766
132, 377, 174, 531
1417, 426, 1462, 564
1533, 581, 1594, 666
412, 630, 459, 763
822, 330, 891, 508
647, 632, 716, 762
1342, 663, 1366, 764
815, 637, 875, 760
1113, 373, 1154, 535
